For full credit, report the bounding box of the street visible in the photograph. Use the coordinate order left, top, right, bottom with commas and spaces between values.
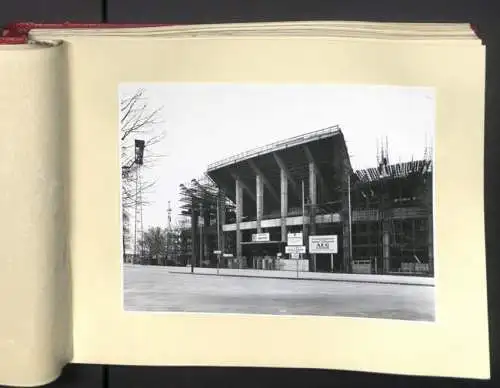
123, 264, 435, 321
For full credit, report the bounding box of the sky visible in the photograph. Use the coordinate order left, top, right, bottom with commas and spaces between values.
119, 83, 435, 231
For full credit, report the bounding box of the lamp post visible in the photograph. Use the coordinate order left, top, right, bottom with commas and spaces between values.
302, 179, 305, 242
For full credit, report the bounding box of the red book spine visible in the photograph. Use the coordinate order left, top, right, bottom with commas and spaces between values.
0, 22, 172, 44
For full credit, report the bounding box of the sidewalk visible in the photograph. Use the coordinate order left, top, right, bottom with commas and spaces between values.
166, 266, 435, 287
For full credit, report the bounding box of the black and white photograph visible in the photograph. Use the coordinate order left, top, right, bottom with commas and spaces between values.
120, 83, 435, 321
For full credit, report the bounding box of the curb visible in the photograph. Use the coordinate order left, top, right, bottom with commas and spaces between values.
168, 271, 435, 287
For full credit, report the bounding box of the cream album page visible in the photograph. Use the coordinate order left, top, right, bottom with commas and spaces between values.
0, 43, 72, 387
46, 25, 488, 379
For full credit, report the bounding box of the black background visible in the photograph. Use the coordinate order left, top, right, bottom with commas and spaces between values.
1, 1, 499, 387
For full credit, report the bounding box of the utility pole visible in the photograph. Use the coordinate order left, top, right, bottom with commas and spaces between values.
301, 179, 306, 272
199, 202, 203, 268
216, 189, 221, 273
302, 179, 305, 244
190, 196, 196, 274
348, 172, 353, 272
167, 201, 172, 266
216, 190, 221, 251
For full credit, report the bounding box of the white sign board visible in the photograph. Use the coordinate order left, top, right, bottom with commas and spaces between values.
287, 232, 303, 246
285, 245, 306, 254
290, 253, 300, 259
223, 253, 234, 258
213, 250, 222, 255
252, 233, 270, 242
309, 235, 338, 254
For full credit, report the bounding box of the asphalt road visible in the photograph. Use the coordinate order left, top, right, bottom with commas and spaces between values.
123, 264, 435, 321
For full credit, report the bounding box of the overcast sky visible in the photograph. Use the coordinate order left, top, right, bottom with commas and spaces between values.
119, 83, 435, 230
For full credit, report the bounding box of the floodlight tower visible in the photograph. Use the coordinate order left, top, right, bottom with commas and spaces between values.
131, 139, 145, 263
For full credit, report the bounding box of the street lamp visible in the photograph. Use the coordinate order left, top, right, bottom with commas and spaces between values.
216, 189, 221, 273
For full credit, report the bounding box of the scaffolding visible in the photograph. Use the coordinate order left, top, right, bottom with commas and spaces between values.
178, 174, 235, 269
350, 141, 433, 275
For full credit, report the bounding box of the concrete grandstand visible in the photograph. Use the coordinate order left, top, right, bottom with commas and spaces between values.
179, 125, 433, 276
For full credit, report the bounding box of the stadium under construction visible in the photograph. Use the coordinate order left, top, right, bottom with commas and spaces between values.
178, 125, 433, 276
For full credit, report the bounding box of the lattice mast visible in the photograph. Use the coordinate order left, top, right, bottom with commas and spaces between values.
167, 200, 172, 231
131, 139, 145, 261
133, 168, 145, 258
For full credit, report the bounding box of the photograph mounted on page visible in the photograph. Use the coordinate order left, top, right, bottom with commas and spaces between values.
119, 83, 435, 321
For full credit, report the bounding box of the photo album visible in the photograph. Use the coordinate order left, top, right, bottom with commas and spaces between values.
0, 21, 489, 386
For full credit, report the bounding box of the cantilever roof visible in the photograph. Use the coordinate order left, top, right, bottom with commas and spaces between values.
206, 125, 341, 172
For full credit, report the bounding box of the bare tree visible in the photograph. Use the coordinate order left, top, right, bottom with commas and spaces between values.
139, 227, 169, 264
120, 88, 166, 258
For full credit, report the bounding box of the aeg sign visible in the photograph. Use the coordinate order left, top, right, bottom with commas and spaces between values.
309, 235, 338, 254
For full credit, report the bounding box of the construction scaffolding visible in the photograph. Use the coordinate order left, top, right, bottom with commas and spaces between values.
350, 140, 433, 275
178, 174, 236, 269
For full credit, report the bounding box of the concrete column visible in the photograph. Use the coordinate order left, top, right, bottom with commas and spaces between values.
216, 193, 222, 250
382, 220, 390, 273
256, 174, 264, 233
220, 191, 226, 253
340, 162, 351, 273
190, 199, 198, 272
235, 178, 243, 263
308, 162, 317, 226
203, 208, 209, 265
301, 179, 308, 262
280, 168, 288, 242
342, 221, 350, 272
309, 162, 317, 271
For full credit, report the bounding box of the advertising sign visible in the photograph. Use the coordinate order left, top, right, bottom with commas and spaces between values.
309, 235, 338, 254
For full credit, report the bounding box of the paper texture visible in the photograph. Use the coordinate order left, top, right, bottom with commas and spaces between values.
0, 43, 72, 386
60, 32, 488, 379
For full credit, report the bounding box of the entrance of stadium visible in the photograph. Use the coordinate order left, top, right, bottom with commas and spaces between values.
241, 241, 285, 269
